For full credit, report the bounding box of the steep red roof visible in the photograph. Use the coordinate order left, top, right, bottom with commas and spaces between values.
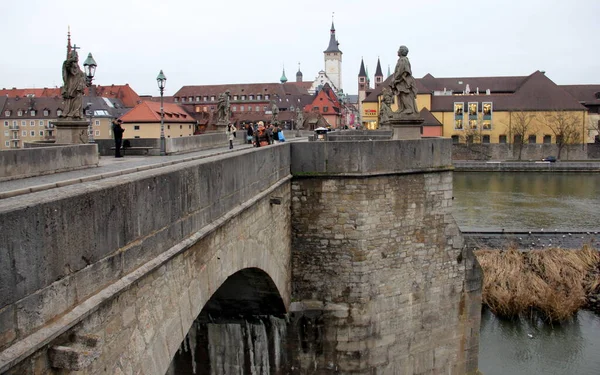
120, 101, 195, 123
93, 84, 142, 108
0, 84, 141, 108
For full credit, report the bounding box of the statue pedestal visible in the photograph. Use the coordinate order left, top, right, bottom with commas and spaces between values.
215, 120, 228, 132
54, 119, 90, 144
380, 113, 424, 140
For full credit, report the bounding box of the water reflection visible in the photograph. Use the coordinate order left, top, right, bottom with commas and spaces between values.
479, 309, 600, 375
453, 172, 600, 231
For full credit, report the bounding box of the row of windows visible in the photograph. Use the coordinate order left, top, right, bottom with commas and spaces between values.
4, 109, 61, 117
452, 134, 555, 144
131, 124, 193, 130
4, 120, 50, 127
3, 130, 48, 137
175, 94, 271, 103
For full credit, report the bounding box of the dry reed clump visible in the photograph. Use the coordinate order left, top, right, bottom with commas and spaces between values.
474, 245, 600, 322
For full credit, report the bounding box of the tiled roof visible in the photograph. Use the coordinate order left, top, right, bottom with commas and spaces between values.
0, 87, 61, 98
120, 101, 195, 123
1, 96, 65, 117
560, 85, 600, 106
174, 82, 309, 99
0, 84, 142, 108
363, 75, 429, 102
93, 84, 142, 108
420, 73, 527, 93
420, 108, 442, 126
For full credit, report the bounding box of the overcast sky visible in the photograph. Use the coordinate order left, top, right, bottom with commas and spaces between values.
1, 0, 598, 97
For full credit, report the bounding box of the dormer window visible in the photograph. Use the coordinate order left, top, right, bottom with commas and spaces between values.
203, 96, 208, 101
30, 110, 36, 116
57, 109, 63, 116
181, 97, 186, 102
17, 110, 23, 117
43, 110, 49, 116
195, 96, 200, 101
210, 96, 215, 101
233, 95, 238, 100
249, 95, 254, 100
4, 110, 10, 117
241, 95, 246, 100
188, 96, 193, 102
265, 94, 270, 100
174, 97, 179, 102
257, 94, 262, 100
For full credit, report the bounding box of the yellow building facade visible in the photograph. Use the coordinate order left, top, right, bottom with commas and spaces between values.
362, 71, 589, 144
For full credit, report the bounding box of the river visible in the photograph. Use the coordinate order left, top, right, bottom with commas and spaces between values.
453, 172, 600, 375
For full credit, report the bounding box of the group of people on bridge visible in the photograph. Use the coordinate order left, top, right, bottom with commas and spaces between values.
226, 121, 285, 149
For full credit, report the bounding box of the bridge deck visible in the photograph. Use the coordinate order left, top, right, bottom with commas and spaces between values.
0, 143, 260, 199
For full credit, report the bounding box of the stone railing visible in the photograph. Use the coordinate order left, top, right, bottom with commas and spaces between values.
0, 144, 98, 181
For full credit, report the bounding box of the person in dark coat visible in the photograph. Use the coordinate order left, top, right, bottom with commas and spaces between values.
112, 119, 125, 158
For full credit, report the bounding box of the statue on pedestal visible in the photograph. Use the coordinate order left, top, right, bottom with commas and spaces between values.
216, 90, 231, 125
295, 107, 304, 130
390, 45, 418, 116
270, 99, 279, 125
379, 88, 394, 124
61, 50, 87, 120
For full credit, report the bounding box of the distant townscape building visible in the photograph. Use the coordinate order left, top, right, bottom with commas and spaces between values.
119, 101, 197, 138
0, 84, 140, 150
361, 70, 593, 143
560, 85, 600, 142
173, 21, 352, 131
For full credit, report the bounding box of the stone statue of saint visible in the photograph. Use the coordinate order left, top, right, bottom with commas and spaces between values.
216, 90, 231, 124
390, 45, 418, 116
295, 107, 304, 129
379, 88, 394, 124
270, 99, 279, 124
61, 50, 87, 119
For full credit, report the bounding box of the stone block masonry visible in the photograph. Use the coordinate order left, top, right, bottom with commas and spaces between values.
290, 170, 482, 374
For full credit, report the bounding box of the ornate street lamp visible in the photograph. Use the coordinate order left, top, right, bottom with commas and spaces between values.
157, 70, 167, 156
83, 52, 97, 143
83, 53, 97, 91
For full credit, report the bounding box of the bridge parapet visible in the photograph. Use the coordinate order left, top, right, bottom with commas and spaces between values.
291, 138, 452, 176
0, 144, 291, 371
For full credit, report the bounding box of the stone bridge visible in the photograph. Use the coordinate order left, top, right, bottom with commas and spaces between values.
0, 139, 481, 374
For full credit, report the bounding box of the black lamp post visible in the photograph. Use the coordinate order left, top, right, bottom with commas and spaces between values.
83, 53, 97, 143
156, 70, 167, 156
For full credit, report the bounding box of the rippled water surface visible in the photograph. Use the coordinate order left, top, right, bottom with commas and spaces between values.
452, 172, 600, 231
479, 309, 600, 375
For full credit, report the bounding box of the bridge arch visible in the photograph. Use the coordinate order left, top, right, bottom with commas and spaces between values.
166, 267, 287, 374
52, 182, 292, 375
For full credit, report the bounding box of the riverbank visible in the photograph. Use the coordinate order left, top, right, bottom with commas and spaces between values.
454, 160, 600, 172
463, 230, 600, 250
474, 246, 600, 322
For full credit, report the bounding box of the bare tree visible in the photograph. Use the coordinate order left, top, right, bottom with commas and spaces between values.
507, 111, 538, 160
541, 111, 583, 159
588, 116, 600, 143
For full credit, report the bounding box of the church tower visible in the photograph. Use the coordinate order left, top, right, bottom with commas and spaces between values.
358, 58, 367, 124
324, 21, 342, 91
296, 63, 303, 83
374, 57, 384, 88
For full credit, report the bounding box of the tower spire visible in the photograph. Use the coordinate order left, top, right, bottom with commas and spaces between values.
66, 26, 72, 58
358, 58, 366, 77
296, 62, 303, 83
280, 65, 288, 83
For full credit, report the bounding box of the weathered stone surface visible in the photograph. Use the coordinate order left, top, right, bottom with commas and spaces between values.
290, 169, 481, 374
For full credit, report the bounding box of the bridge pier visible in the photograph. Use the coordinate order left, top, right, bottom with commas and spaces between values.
288, 140, 482, 374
